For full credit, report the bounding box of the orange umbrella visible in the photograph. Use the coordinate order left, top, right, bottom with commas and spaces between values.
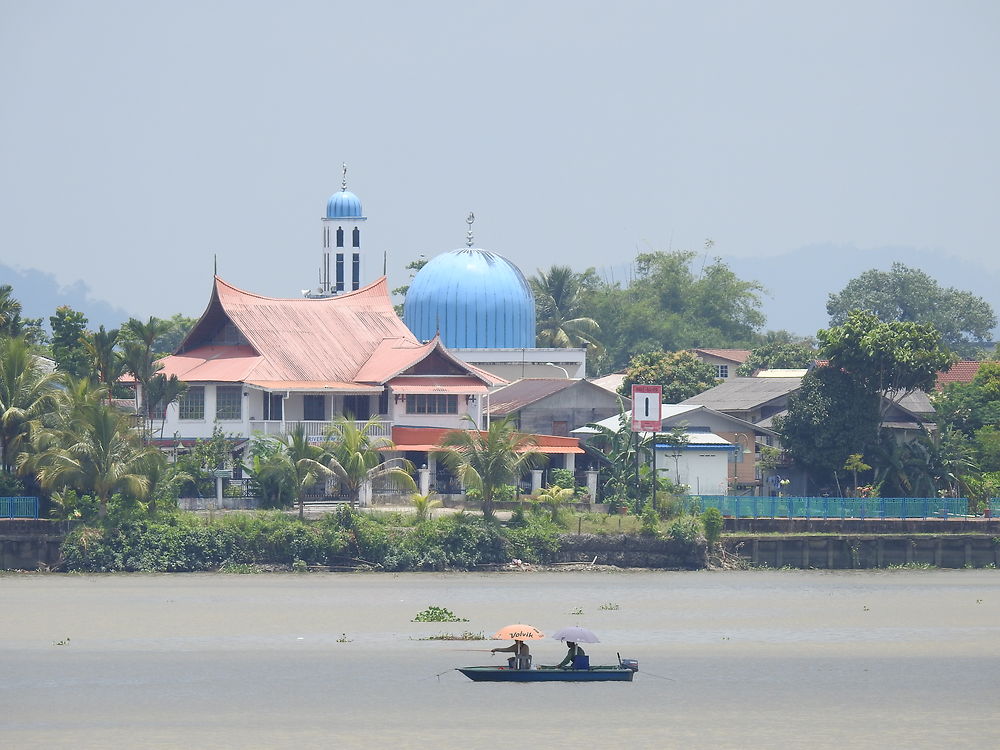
492, 624, 545, 641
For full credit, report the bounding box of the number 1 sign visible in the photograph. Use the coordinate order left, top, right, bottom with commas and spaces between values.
630, 385, 662, 432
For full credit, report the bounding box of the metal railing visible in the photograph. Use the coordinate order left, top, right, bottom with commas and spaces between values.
1, 496, 39, 519
250, 419, 393, 440
694, 495, 980, 519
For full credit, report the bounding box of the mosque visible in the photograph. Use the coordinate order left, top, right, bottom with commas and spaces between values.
306, 167, 585, 380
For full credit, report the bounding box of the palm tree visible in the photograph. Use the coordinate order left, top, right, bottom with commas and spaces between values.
255, 425, 335, 519
31, 402, 156, 518
135, 450, 193, 517
0, 336, 61, 473
410, 491, 442, 522
533, 485, 574, 524
142, 374, 187, 439
0, 284, 25, 338
530, 266, 603, 353
323, 417, 415, 507
436, 416, 546, 520
83, 325, 123, 402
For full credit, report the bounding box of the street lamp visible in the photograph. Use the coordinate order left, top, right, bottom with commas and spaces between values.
544, 362, 570, 378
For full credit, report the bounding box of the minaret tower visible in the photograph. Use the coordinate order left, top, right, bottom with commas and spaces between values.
306, 163, 367, 298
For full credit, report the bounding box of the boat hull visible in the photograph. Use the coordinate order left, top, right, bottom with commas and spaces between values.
458, 666, 634, 682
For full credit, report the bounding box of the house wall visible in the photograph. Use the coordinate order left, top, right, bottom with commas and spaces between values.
513, 387, 623, 436
694, 353, 739, 379
654, 447, 729, 496
452, 347, 587, 380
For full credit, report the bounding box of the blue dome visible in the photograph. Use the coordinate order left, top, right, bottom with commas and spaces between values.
326, 190, 363, 219
404, 248, 536, 349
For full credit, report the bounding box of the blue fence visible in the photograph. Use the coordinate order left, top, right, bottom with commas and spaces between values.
1, 496, 39, 519
694, 495, 989, 520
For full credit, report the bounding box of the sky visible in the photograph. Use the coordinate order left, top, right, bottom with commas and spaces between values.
1, 0, 998, 327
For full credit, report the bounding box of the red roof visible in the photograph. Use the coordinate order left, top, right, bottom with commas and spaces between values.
391, 426, 583, 454
935, 361, 982, 389
388, 376, 489, 394
155, 276, 499, 390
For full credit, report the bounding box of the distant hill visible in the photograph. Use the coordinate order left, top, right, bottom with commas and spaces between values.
0, 263, 132, 331
721, 244, 1000, 339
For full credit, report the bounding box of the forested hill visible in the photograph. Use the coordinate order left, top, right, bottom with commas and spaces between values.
720, 244, 1000, 340
0, 262, 131, 329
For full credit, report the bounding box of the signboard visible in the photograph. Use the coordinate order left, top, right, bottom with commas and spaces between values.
631, 385, 662, 432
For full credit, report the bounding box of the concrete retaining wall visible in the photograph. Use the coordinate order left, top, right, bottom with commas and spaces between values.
722, 535, 1000, 569
555, 533, 707, 569
0, 520, 77, 570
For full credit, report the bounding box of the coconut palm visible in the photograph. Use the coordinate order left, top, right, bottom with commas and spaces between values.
142, 374, 187, 439
410, 491, 442, 522
255, 424, 336, 519
323, 417, 415, 507
533, 485, 575, 524
436, 416, 546, 521
30, 402, 157, 518
83, 325, 123, 402
0, 336, 61, 473
530, 266, 603, 353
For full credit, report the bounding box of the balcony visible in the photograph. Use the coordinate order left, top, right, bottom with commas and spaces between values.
250, 419, 394, 441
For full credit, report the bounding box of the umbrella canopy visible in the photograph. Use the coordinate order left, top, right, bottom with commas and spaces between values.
492, 624, 545, 641
550, 626, 600, 643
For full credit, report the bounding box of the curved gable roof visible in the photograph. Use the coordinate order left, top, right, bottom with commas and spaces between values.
174, 276, 420, 383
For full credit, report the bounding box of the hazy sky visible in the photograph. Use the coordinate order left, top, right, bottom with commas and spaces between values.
1, 0, 998, 322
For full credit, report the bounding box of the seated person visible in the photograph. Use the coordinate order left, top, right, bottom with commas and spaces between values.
554, 641, 586, 669
491, 639, 531, 669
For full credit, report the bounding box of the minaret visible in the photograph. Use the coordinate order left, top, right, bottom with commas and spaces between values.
306, 163, 367, 298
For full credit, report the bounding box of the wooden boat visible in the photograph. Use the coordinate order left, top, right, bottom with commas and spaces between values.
458, 665, 635, 682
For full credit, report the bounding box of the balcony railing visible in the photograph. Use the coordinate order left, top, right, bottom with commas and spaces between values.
250, 419, 393, 441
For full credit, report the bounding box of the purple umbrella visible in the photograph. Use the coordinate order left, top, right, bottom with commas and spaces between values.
550, 626, 600, 643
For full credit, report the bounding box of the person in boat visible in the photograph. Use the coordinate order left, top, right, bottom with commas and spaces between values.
554, 641, 586, 669
491, 639, 531, 669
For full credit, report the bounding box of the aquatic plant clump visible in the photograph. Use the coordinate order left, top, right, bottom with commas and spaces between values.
412, 605, 469, 622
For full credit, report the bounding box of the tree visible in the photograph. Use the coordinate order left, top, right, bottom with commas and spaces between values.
392, 256, 428, 315
774, 366, 881, 491
83, 325, 124, 401
619, 350, 718, 403
843, 454, 871, 497
410, 491, 442, 522
0, 336, 61, 473
577, 250, 766, 372
253, 425, 335, 519
827, 263, 996, 359
818, 310, 954, 426
436, 416, 545, 520
152, 314, 197, 356
737, 340, 817, 376
581, 404, 654, 505
530, 265, 603, 353
933, 361, 1000, 436
322, 417, 415, 507
31, 402, 156, 518
49, 306, 92, 380
141, 373, 187, 439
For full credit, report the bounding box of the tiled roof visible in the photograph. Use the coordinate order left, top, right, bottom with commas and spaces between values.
935, 361, 982, 389
391, 426, 583, 454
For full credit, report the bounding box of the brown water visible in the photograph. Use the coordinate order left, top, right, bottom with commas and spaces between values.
2, 570, 999, 749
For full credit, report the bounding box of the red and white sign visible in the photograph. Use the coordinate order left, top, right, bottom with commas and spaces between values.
630, 385, 662, 432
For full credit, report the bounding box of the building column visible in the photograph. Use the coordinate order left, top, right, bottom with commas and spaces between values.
359, 478, 372, 507
565, 453, 576, 471
530, 469, 543, 495
418, 467, 430, 496
585, 470, 599, 502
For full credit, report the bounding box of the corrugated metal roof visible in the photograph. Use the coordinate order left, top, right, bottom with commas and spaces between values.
156, 345, 262, 382
694, 348, 751, 364
246, 381, 382, 393
389, 376, 488, 394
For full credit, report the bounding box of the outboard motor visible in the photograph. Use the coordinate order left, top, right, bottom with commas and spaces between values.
620, 658, 639, 672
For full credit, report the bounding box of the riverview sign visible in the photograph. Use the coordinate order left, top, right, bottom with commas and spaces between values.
631, 385, 662, 432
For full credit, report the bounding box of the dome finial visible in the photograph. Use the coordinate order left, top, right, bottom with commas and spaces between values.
341, 162, 348, 191
466, 212, 475, 247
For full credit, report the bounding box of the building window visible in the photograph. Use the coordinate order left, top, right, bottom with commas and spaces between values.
263, 393, 283, 420
216, 386, 242, 420
405, 394, 458, 414
336, 254, 344, 291
352, 253, 360, 289
342, 394, 370, 420
178, 386, 205, 420
715, 364, 729, 378
303, 395, 325, 421
336, 227, 344, 247
378, 389, 389, 415
352, 227, 360, 248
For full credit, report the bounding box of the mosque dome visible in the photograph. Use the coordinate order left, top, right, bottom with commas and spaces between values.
326, 190, 363, 219
403, 248, 536, 349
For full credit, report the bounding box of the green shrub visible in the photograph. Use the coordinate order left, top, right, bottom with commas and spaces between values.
701, 507, 724, 546
549, 469, 574, 489
665, 515, 702, 545
640, 504, 660, 535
